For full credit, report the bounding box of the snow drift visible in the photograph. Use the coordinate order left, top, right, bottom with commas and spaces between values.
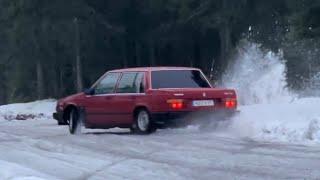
228, 98, 320, 144
0, 99, 56, 121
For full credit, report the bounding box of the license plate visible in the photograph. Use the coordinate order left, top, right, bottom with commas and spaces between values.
192, 100, 214, 107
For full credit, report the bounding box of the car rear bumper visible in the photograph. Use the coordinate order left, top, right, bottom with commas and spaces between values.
151, 109, 239, 127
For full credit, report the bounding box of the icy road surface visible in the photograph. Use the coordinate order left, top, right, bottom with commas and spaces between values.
0, 100, 320, 180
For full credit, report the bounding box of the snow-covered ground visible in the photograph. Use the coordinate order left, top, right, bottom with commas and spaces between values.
0, 99, 320, 180
1, 42, 320, 179
0, 99, 56, 121
229, 98, 320, 144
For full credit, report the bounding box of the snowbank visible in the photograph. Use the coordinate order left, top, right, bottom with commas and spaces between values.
224, 98, 320, 144
0, 99, 56, 121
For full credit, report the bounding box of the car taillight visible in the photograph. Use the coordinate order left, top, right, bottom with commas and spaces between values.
167, 99, 183, 109
224, 98, 237, 109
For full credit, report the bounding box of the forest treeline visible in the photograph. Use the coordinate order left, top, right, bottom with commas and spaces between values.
0, 0, 319, 104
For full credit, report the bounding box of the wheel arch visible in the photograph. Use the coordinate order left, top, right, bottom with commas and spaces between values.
63, 104, 78, 123
133, 105, 150, 118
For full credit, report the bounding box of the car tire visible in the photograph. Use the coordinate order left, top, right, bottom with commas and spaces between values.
131, 109, 156, 134
68, 108, 82, 135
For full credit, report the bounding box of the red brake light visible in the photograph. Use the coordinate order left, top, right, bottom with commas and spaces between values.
167, 99, 183, 109
225, 99, 237, 109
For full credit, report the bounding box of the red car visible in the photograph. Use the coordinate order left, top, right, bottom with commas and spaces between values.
53, 67, 238, 134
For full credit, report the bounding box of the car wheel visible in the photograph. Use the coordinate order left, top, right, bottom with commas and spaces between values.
132, 109, 156, 134
68, 108, 82, 135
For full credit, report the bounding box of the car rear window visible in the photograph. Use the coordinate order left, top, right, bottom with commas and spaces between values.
151, 70, 211, 89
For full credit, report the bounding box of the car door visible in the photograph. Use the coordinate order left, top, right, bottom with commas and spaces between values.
111, 72, 146, 124
84, 72, 121, 127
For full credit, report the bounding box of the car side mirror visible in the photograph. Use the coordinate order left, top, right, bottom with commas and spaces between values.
84, 88, 95, 95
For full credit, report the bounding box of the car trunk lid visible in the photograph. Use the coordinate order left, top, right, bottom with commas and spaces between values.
154, 88, 237, 110
157, 88, 236, 99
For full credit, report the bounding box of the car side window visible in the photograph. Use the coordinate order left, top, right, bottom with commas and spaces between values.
117, 72, 145, 93
94, 73, 121, 94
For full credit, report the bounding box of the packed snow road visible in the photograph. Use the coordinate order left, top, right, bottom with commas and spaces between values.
1, 101, 320, 180
1, 119, 320, 180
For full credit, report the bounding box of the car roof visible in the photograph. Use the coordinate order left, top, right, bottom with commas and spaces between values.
109, 66, 201, 73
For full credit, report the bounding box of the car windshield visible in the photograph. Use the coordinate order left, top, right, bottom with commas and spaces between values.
151, 70, 211, 89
